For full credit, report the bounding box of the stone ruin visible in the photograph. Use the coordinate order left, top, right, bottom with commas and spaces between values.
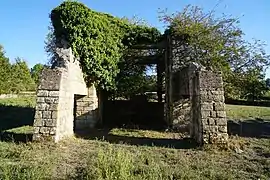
33, 40, 228, 145
33, 45, 98, 142
168, 63, 228, 145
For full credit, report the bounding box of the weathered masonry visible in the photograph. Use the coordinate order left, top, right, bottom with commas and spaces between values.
33, 35, 228, 145
33, 45, 98, 142
167, 63, 228, 145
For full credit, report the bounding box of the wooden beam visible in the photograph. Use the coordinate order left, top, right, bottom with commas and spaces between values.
131, 41, 166, 50
128, 54, 163, 65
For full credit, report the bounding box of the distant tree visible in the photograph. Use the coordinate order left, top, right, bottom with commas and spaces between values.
31, 63, 45, 85
10, 58, 36, 93
238, 69, 268, 101
0, 45, 12, 94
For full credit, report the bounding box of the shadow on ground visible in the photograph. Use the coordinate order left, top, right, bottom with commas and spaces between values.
0, 132, 33, 143
0, 104, 269, 145
75, 128, 198, 149
0, 105, 34, 143
228, 119, 270, 138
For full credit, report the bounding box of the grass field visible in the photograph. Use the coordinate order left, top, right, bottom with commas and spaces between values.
226, 104, 270, 120
0, 97, 269, 179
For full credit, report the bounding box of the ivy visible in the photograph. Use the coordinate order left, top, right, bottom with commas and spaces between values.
50, 1, 161, 90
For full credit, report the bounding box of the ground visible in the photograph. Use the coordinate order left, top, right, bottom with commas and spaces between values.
0, 97, 269, 179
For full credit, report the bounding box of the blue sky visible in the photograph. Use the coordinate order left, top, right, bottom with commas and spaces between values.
0, 0, 269, 78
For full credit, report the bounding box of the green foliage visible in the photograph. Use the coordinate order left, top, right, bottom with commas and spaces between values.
159, 5, 270, 99
0, 97, 36, 107
10, 58, 36, 93
0, 46, 12, 94
0, 47, 35, 94
226, 104, 270, 120
49, 1, 161, 91
239, 70, 268, 100
30, 63, 47, 85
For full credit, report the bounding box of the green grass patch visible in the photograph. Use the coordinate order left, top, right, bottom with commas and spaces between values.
0, 96, 36, 108
109, 128, 184, 139
4, 126, 33, 134
226, 104, 270, 120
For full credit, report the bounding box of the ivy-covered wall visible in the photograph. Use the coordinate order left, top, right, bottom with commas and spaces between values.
50, 1, 161, 91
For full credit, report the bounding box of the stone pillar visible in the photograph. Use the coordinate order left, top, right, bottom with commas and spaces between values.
190, 68, 228, 145
33, 69, 64, 141
33, 45, 98, 142
198, 70, 228, 144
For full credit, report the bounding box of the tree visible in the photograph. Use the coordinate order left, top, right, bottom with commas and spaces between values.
159, 5, 270, 99
238, 69, 268, 100
0, 45, 12, 94
31, 63, 45, 85
10, 58, 36, 93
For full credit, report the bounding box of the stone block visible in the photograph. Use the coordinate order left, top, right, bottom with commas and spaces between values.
210, 111, 216, 118
77, 101, 89, 107
207, 118, 216, 125
213, 102, 224, 111
50, 128, 57, 135
42, 111, 52, 119
201, 110, 210, 119
49, 104, 59, 111
201, 102, 213, 110
34, 127, 40, 134
218, 125, 227, 133
83, 106, 93, 111
34, 111, 43, 119
213, 95, 224, 102
201, 119, 209, 126
40, 127, 50, 134
38, 69, 62, 90
45, 97, 59, 104
36, 97, 45, 103
215, 118, 227, 126
76, 106, 84, 111
75, 111, 83, 117
37, 90, 49, 97
36, 103, 50, 111
81, 97, 91, 102
203, 125, 219, 133
33, 118, 43, 127
49, 91, 60, 97
45, 119, 57, 127
216, 111, 226, 118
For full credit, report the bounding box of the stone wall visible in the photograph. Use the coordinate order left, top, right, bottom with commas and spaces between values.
169, 61, 228, 145
33, 46, 98, 142
171, 67, 190, 131
189, 65, 228, 145
74, 86, 98, 131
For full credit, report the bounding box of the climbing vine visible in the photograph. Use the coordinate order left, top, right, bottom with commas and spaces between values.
50, 1, 161, 90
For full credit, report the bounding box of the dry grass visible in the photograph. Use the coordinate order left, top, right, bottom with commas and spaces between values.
0, 135, 269, 180
0, 97, 269, 179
